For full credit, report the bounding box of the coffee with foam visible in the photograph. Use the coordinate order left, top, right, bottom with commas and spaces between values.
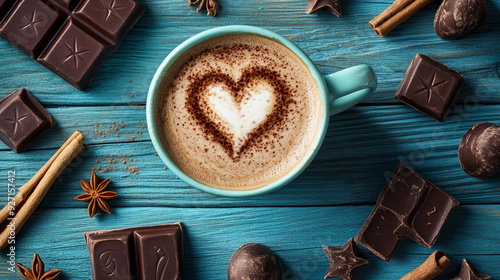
157, 34, 323, 190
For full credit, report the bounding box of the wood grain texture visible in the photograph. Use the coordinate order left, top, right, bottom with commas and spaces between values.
0, 206, 498, 279
0, 0, 499, 278
0, 0, 498, 105
1, 106, 499, 208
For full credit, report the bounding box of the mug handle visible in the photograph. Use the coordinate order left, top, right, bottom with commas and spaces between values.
324, 64, 377, 116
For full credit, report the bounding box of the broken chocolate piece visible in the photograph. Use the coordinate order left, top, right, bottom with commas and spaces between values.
394, 53, 463, 122
322, 238, 369, 280
459, 122, 500, 179
0, 89, 55, 153
84, 223, 183, 280
0, 0, 144, 90
306, 0, 342, 16
355, 162, 459, 262
451, 259, 491, 280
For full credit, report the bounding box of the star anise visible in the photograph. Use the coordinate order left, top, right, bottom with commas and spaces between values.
16, 253, 61, 280
189, 0, 218, 17
75, 171, 118, 218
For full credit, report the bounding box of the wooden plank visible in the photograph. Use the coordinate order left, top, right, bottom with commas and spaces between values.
0, 206, 497, 279
1, 105, 499, 207
0, 0, 498, 105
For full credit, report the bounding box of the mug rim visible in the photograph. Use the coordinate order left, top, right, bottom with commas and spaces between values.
146, 25, 330, 197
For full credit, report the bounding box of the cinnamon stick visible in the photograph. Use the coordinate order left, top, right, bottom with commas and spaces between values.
400, 250, 451, 280
0, 131, 84, 251
369, 0, 434, 37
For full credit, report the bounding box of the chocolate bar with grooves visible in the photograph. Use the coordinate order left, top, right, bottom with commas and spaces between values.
0, 0, 144, 90
84, 223, 184, 280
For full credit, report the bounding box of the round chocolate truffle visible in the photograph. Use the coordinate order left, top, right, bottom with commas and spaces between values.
227, 243, 282, 280
434, 0, 488, 40
459, 122, 500, 178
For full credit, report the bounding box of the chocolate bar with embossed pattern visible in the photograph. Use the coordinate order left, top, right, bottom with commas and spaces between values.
84, 223, 184, 280
0, 0, 144, 90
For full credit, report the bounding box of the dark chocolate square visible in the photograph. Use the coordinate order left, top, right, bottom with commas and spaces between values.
86, 231, 135, 280
0, 89, 54, 153
357, 208, 401, 261
412, 187, 459, 246
74, 0, 143, 42
0, 0, 60, 57
394, 53, 463, 122
38, 18, 112, 89
135, 226, 183, 280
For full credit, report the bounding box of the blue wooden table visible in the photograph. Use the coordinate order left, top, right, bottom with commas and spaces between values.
1, 0, 499, 279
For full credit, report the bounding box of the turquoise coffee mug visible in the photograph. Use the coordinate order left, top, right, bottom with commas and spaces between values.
147, 25, 377, 197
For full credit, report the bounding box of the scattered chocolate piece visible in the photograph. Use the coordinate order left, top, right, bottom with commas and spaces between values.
394, 53, 463, 122
75, 171, 118, 218
17, 253, 61, 280
451, 259, 491, 280
322, 238, 369, 280
0, 89, 55, 153
355, 162, 459, 262
0, 0, 144, 90
434, 0, 488, 40
228, 243, 282, 280
306, 0, 342, 17
85, 223, 183, 280
189, 0, 218, 17
459, 122, 500, 179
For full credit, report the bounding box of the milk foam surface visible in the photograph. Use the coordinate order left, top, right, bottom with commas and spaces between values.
157, 34, 323, 190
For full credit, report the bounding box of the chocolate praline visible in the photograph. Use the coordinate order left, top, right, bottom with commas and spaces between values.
227, 243, 282, 280
458, 122, 500, 179
434, 0, 488, 40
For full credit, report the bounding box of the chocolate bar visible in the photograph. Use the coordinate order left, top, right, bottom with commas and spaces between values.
84, 223, 183, 280
0, 0, 144, 90
355, 162, 459, 262
394, 53, 463, 121
0, 89, 55, 153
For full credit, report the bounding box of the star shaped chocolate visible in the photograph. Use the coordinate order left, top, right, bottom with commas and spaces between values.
306, 0, 342, 17
451, 259, 491, 280
323, 238, 369, 280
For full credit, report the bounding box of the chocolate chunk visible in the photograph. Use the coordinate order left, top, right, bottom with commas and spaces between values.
322, 238, 369, 280
0, 89, 55, 153
394, 53, 463, 122
306, 0, 342, 17
434, 0, 488, 40
459, 122, 500, 179
451, 259, 491, 280
228, 243, 282, 280
0, 0, 144, 90
84, 223, 183, 280
355, 162, 459, 262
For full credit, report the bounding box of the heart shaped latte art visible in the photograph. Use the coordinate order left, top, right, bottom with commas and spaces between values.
186, 67, 294, 160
